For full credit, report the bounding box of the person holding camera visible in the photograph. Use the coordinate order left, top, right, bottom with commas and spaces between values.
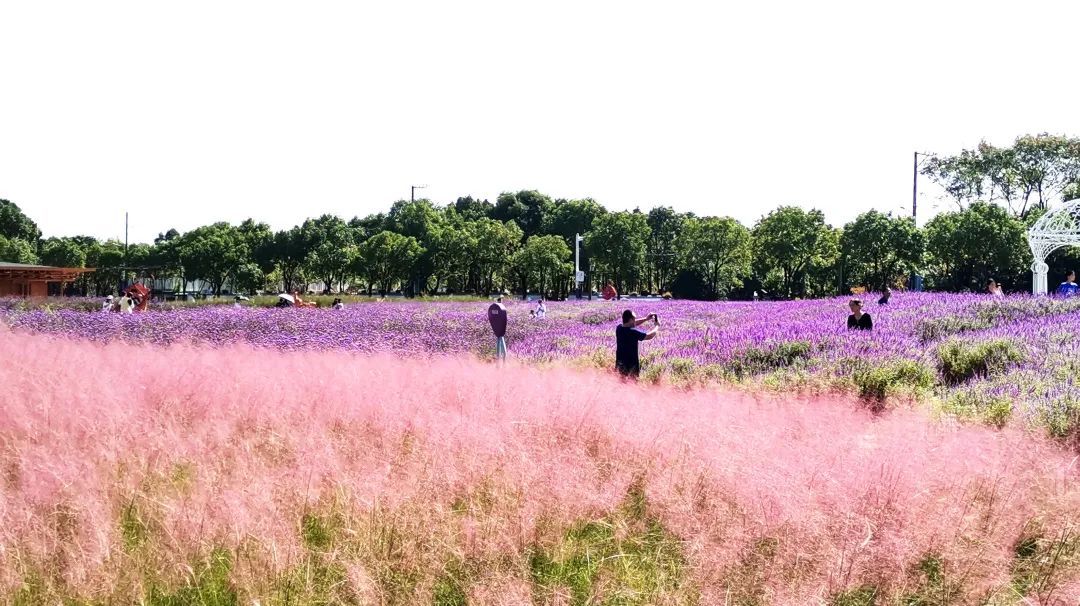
615, 309, 659, 378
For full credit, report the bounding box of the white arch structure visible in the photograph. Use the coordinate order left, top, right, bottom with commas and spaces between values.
1027, 199, 1080, 294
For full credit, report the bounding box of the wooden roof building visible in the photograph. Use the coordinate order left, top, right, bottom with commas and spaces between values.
0, 262, 95, 297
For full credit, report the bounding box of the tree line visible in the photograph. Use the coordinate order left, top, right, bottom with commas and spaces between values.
1, 133, 1078, 299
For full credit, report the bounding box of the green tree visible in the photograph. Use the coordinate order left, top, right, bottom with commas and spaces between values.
353, 231, 424, 296
85, 240, 125, 295
468, 218, 523, 294
585, 211, 650, 294
175, 222, 245, 296
647, 206, 687, 293
387, 199, 447, 295
453, 196, 494, 221
676, 216, 752, 299
492, 190, 553, 240
924, 202, 1028, 291
840, 211, 924, 290
510, 235, 572, 298
301, 215, 355, 293
0, 200, 41, 245
431, 219, 477, 294
0, 235, 38, 264
266, 227, 312, 293
752, 206, 837, 298
39, 237, 87, 268
924, 134, 1080, 218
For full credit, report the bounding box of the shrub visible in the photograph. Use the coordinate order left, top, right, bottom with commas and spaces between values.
915, 315, 992, 343
729, 340, 813, 378
944, 390, 1013, 428
936, 339, 1025, 384
852, 359, 935, 403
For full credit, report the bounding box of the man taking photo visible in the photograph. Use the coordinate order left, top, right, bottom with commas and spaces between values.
615, 309, 659, 379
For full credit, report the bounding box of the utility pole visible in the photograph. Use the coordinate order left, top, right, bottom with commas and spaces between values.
123, 211, 129, 289
574, 233, 584, 299
912, 151, 918, 223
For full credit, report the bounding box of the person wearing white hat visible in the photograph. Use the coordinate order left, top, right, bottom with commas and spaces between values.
101, 295, 114, 313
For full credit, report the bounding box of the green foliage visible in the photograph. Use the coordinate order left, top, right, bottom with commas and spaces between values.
300, 512, 339, 551
914, 315, 993, 343
0, 199, 41, 243
1039, 395, 1080, 443
148, 548, 236, 606
729, 340, 813, 377
492, 190, 552, 239
586, 211, 651, 295
841, 210, 923, 290
39, 237, 87, 268
0, 235, 38, 264
752, 206, 838, 298
943, 390, 1012, 428
1009, 527, 1080, 601
830, 585, 879, 606
924, 202, 1028, 292
510, 235, 572, 297
935, 338, 1025, 384
528, 482, 689, 605
175, 223, 248, 296
852, 359, 935, 403
120, 499, 149, 550
899, 553, 963, 606
676, 216, 752, 299
354, 231, 425, 295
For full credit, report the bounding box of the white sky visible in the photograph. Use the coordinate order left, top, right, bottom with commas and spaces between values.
2, 0, 1078, 244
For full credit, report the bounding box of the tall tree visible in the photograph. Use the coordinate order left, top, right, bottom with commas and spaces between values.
39, 237, 87, 268
646, 206, 686, 293
510, 235, 572, 298
924, 202, 1028, 291
585, 211, 650, 294
676, 216, 752, 299
453, 196, 494, 221
266, 227, 312, 293
353, 231, 424, 296
752, 206, 836, 298
175, 222, 245, 296
301, 215, 354, 293
840, 211, 924, 290
0, 235, 38, 264
492, 190, 553, 240
469, 219, 523, 294
0, 200, 41, 245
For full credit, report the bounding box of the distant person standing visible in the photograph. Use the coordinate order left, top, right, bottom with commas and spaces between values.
987, 279, 1005, 297
847, 299, 872, 331
877, 286, 892, 305
615, 309, 659, 378
535, 297, 546, 319
488, 296, 509, 362
1057, 270, 1079, 298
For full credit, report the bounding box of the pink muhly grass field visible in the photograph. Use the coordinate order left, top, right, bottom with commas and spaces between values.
0, 330, 1078, 604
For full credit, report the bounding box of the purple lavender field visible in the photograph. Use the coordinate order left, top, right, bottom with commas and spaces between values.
4, 293, 1080, 441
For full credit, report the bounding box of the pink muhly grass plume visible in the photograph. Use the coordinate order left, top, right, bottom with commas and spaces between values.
0, 330, 1077, 604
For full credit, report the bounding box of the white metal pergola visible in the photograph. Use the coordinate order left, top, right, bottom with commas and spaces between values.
1028, 199, 1080, 294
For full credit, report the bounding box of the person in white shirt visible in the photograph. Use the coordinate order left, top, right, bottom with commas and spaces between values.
987, 279, 1005, 297
101, 295, 114, 312
535, 297, 546, 319
332, 298, 344, 310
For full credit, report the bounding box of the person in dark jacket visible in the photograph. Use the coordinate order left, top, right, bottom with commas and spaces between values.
615, 309, 659, 378
847, 299, 873, 331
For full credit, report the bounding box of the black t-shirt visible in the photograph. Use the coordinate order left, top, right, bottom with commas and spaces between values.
615, 324, 647, 368
847, 313, 873, 330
